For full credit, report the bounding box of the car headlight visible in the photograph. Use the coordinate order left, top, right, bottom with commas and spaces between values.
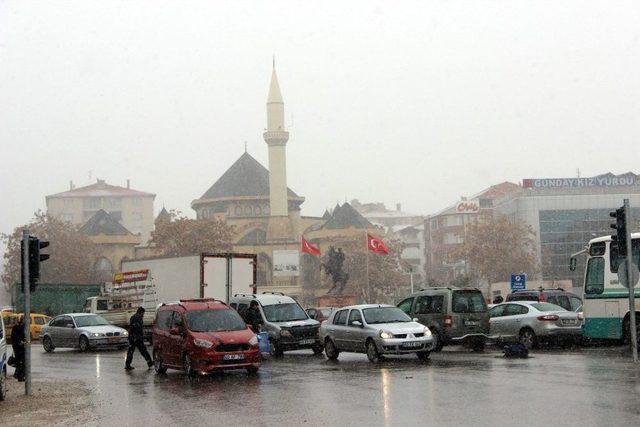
122, 330, 129, 336
423, 327, 432, 337
249, 335, 258, 346
379, 331, 393, 339
193, 338, 213, 348
281, 329, 292, 338
90, 333, 105, 337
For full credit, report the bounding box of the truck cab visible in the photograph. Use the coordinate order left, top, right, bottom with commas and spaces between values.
83, 297, 110, 314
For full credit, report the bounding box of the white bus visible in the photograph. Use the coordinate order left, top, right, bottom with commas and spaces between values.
571, 232, 640, 343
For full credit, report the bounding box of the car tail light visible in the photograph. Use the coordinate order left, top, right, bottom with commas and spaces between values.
444, 315, 453, 327
536, 314, 559, 321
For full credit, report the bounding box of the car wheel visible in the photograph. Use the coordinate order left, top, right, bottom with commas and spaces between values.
43, 336, 55, 353
312, 343, 324, 355
519, 328, 538, 350
79, 336, 90, 352
154, 350, 167, 375
471, 339, 486, 352
269, 339, 284, 358
0, 367, 6, 401
431, 329, 443, 352
324, 338, 339, 360
183, 354, 196, 377
366, 340, 381, 363
622, 316, 640, 346
416, 351, 430, 361
246, 366, 259, 375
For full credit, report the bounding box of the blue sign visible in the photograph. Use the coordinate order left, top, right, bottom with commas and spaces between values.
510, 274, 526, 291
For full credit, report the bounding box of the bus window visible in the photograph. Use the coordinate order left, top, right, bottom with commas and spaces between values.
610, 240, 640, 273
585, 257, 604, 295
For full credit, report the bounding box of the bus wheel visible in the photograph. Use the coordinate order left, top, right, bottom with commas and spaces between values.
622, 315, 640, 346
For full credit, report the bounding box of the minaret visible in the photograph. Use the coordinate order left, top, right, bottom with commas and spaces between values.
263, 64, 290, 217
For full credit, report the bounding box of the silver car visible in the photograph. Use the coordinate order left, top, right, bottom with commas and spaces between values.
319, 304, 434, 362
41, 313, 129, 352
489, 302, 583, 349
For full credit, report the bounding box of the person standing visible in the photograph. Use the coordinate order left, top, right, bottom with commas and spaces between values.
244, 301, 263, 333
11, 317, 25, 382
125, 307, 153, 370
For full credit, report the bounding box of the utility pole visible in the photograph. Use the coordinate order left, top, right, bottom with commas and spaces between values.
21, 229, 32, 395
623, 199, 638, 362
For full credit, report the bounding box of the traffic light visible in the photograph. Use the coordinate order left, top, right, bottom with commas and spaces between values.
21, 236, 50, 292
610, 206, 627, 257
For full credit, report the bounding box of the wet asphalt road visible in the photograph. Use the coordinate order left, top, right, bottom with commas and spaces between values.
27, 344, 640, 427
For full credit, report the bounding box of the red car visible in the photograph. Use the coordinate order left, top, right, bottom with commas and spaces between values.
152, 298, 260, 376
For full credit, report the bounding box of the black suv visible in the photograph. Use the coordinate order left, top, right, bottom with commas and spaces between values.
506, 288, 582, 312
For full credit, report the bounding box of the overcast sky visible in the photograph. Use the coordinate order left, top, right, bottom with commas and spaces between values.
1, 1, 639, 237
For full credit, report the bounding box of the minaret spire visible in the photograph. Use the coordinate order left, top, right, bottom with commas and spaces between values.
263, 61, 290, 217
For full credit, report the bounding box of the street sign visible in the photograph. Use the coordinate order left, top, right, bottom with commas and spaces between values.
510, 274, 526, 291
617, 259, 640, 289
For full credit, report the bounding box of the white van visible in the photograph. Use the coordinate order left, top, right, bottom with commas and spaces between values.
0, 313, 7, 400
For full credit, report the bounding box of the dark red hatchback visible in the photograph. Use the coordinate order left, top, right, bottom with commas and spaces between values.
152, 298, 260, 376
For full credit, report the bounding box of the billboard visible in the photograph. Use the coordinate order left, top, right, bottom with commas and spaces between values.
273, 250, 300, 277
455, 200, 480, 213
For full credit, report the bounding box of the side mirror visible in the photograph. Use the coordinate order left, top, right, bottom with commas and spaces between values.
569, 257, 577, 272
352, 320, 363, 327
412, 318, 419, 322
169, 327, 180, 335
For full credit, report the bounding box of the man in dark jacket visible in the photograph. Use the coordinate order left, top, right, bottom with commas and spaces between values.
244, 301, 263, 333
125, 307, 153, 370
11, 317, 25, 381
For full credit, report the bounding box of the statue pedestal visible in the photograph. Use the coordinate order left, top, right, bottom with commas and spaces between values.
316, 293, 359, 308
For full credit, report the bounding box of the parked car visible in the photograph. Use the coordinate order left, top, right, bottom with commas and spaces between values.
506, 288, 582, 312
320, 304, 434, 362
0, 311, 7, 400
152, 298, 260, 376
306, 307, 334, 323
0, 311, 17, 345
40, 313, 129, 352
489, 301, 583, 349
230, 292, 322, 357
17, 313, 51, 340
397, 287, 492, 351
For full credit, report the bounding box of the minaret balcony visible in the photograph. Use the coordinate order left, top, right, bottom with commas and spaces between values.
263, 130, 290, 145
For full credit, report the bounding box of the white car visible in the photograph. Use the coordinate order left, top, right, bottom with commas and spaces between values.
320, 304, 434, 362
0, 313, 7, 400
41, 313, 129, 352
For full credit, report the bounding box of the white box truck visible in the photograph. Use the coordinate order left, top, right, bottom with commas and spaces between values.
121, 253, 257, 304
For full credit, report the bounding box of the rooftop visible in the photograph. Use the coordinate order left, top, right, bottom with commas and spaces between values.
80, 210, 133, 236
47, 179, 155, 199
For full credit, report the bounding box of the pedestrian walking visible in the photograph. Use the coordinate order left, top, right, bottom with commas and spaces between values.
244, 301, 263, 333
125, 307, 153, 370
11, 317, 26, 382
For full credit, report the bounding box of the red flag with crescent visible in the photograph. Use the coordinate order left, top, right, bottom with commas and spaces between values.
301, 237, 321, 257
367, 234, 389, 254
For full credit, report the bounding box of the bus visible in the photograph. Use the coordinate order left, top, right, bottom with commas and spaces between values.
571, 232, 640, 343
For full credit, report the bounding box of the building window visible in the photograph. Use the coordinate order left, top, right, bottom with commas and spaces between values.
106, 198, 122, 208
63, 199, 75, 207
444, 215, 463, 227
84, 198, 102, 209
131, 212, 143, 221
234, 206, 243, 216
430, 219, 438, 230
244, 206, 252, 215
61, 213, 74, 222
132, 198, 142, 206
443, 233, 462, 244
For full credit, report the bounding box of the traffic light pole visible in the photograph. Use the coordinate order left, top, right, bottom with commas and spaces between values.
624, 199, 638, 362
21, 230, 32, 395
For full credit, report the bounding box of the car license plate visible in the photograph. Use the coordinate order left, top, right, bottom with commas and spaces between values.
223, 354, 245, 361
108, 337, 119, 343
465, 320, 479, 326
402, 341, 422, 348
298, 339, 315, 345
562, 319, 577, 325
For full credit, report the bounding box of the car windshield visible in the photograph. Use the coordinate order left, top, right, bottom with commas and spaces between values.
262, 303, 308, 322
363, 307, 411, 324
531, 303, 566, 312
185, 309, 247, 332
74, 315, 110, 327
452, 291, 487, 313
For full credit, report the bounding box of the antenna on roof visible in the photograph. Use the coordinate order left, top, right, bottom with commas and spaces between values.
272, 55, 275, 69
244, 141, 248, 153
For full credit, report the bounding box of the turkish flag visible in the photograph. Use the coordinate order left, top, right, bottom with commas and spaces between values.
301, 237, 321, 257
367, 234, 389, 254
